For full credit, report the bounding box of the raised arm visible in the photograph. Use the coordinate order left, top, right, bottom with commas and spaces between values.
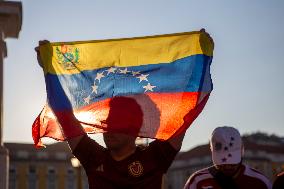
168, 28, 213, 151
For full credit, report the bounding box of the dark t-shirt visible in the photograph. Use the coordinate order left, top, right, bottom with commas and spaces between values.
73, 135, 178, 189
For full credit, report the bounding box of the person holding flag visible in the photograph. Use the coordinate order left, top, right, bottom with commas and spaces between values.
34, 29, 214, 188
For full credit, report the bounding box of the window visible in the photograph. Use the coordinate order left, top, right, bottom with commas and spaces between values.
36, 152, 48, 160
9, 166, 17, 189
28, 166, 37, 189
47, 167, 57, 189
55, 152, 67, 160
65, 168, 75, 189
17, 150, 29, 159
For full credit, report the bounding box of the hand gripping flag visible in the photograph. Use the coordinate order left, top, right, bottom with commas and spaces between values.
32, 31, 214, 148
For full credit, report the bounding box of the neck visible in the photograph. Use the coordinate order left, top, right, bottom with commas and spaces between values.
110, 144, 136, 161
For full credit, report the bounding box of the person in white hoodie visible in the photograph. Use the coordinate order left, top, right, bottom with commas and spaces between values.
184, 126, 272, 189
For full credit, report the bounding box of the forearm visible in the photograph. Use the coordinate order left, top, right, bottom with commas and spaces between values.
53, 110, 86, 151
54, 111, 85, 137
167, 131, 186, 151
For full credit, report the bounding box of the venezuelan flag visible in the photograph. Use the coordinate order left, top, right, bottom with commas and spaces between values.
32, 31, 214, 147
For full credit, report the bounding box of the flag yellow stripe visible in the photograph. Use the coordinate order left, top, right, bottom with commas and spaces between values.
40, 31, 213, 75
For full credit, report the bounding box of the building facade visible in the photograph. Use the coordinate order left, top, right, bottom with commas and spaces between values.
165, 133, 284, 189
5, 142, 89, 189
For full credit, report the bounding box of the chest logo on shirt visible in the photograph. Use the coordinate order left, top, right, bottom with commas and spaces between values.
128, 161, 143, 177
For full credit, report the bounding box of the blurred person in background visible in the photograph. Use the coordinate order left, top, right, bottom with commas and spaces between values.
183, 126, 272, 189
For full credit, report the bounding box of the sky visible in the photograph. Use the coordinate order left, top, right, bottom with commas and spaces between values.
4, 0, 284, 151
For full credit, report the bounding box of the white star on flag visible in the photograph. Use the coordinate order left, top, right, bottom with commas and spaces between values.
132, 71, 140, 76
106, 67, 117, 75
119, 68, 129, 74
137, 74, 149, 83
143, 83, 156, 92
95, 72, 105, 82
91, 84, 98, 94
84, 95, 91, 104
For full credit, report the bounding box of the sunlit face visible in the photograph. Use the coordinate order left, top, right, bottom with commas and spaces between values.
103, 133, 136, 151
215, 164, 241, 176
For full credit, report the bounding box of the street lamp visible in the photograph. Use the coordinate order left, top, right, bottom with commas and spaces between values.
71, 157, 83, 189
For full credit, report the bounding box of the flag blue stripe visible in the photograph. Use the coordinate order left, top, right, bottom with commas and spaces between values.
45, 54, 213, 110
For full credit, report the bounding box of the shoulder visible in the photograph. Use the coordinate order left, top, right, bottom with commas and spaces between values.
146, 139, 179, 157
138, 140, 175, 157
243, 165, 272, 188
184, 167, 213, 189
148, 139, 177, 152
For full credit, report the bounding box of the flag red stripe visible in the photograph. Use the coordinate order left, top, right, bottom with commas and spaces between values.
32, 92, 209, 148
